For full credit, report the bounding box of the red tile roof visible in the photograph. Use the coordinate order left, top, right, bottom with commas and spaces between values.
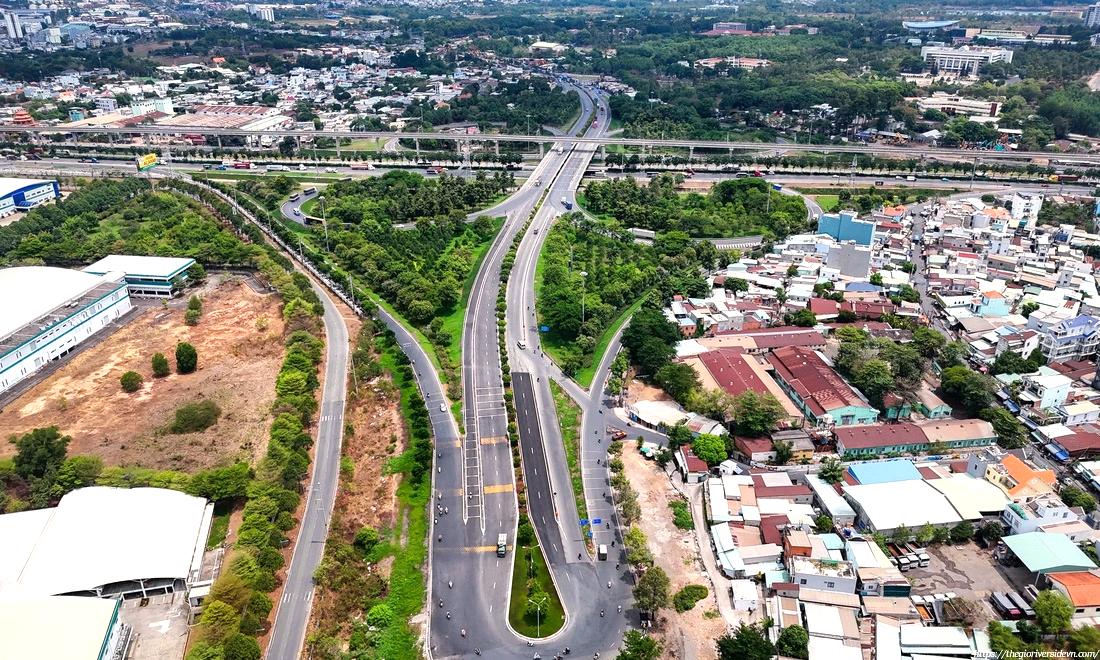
918, 466, 942, 480
735, 435, 774, 457
1056, 431, 1100, 455
698, 347, 774, 398
681, 445, 710, 472
808, 298, 839, 315
1048, 572, 1100, 607
835, 424, 926, 450
766, 346, 871, 417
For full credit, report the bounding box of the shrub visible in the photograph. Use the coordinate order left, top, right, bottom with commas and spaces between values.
185, 308, 201, 326
169, 400, 222, 434
151, 352, 170, 377
176, 342, 198, 373
120, 371, 144, 393
355, 527, 380, 554
188, 295, 203, 312
669, 500, 693, 530
673, 584, 709, 612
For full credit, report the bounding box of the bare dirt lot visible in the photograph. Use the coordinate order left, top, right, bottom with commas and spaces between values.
624, 450, 725, 660
909, 541, 1033, 627
0, 278, 286, 472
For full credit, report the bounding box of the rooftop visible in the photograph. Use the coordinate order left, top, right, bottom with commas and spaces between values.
0, 267, 126, 352
83, 255, 195, 279
837, 426, 927, 453
848, 459, 923, 485
767, 346, 873, 418
843, 480, 963, 530
1048, 571, 1100, 607
1002, 532, 1096, 574
0, 596, 119, 659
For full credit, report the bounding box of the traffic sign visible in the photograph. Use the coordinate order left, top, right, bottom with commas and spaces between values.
579, 519, 589, 526
592, 518, 602, 525
540, 325, 550, 332
586, 531, 593, 538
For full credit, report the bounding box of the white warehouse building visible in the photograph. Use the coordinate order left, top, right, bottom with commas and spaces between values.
0, 266, 132, 395
0, 177, 60, 217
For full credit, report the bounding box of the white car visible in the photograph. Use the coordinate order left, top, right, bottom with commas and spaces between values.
439, 403, 447, 412
325, 167, 337, 173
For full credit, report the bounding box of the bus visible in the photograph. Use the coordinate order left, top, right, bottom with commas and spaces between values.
303, 187, 317, 196
289, 193, 301, 202
990, 592, 1021, 619
233, 161, 253, 170
266, 164, 288, 172
350, 162, 375, 170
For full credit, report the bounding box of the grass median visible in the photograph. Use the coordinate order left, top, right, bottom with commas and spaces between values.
549, 381, 587, 529
508, 543, 566, 637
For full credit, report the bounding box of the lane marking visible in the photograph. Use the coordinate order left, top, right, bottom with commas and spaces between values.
479, 436, 508, 445
483, 484, 514, 494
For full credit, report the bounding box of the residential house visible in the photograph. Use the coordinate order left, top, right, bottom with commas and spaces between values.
767, 346, 880, 427
1047, 572, 1100, 619
968, 290, 1010, 317
1019, 372, 1072, 411
1035, 315, 1100, 363
881, 393, 912, 421
985, 454, 1057, 503
676, 445, 710, 483
789, 556, 858, 594
734, 436, 776, 463
914, 388, 952, 419
835, 419, 996, 458
1059, 401, 1100, 427
1001, 495, 1077, 535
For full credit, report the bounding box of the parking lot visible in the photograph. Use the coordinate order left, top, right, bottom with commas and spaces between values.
908, 541, 1034, 626
117, 591, 191, 660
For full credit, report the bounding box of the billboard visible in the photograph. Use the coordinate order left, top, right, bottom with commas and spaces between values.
135, 153, 158, 171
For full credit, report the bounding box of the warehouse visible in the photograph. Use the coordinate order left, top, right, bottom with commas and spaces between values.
83, 254, 196, 298
0, 177, 59, 216
0, 266, 132, 395
1, 596, 130, 660
844, 480, 963, 535
0, 487, 213, 600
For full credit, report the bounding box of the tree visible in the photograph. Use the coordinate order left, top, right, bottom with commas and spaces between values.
120, 370, 144, 392
854, 360, 895, 406
776, 624, 810, 659
188, 295, 203, 312
198, 599, 241, 643
176, 342, 198, 374
1061, 485, 1097, 513
939, 366, 995, 414
186, 642, 225, 660
938, 341, 968, 368
1070, 624, 1100, 653
870, 272, 883, 286
14, 426, 69, 482
152, 352, 170, 377
950, 520, 974, 543
717, 623, 776, 660
724, 278, 749, 294
819, 457, 844, 484
979, 408, 1028, 449
185, 308, 201, 326
790, 309, 817, 327
787, 264, 799, 277
772, 440, 793, 465
1034, 590, 1074, 634
673, 584, 709, 612
1020, 301, 1040, 318
52, 455, 103, 496
893, 524, 912, 544
633, 566, 670, 613
223, 634, 261, 660
989, 350, 1033, 377
654, 363, 700, 404
912, 326, 946, 359
188, 262, 207, 283
980, 520, 1005, 543
730, 391, 785, 437
279, 135, 298, 157
837, 309, 858, 323
814, 514, 833, 532
916, 522, 936, 545
355, 527, 380, 554
691, 433, 726, 466
208, 572, 252, 612
618, 629, 663, 660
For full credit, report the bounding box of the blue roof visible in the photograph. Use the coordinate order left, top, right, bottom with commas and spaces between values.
1062, 315, 1098, 330
847, 459, 923, 485
845, 282, 882, 293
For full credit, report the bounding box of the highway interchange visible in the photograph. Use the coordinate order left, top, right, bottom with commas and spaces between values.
15, 103, 1099, 660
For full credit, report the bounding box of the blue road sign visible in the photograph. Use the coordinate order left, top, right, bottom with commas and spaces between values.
592, 518, 602, 525
540, 325, 550, 332
586, 531, 593, 538
579, 519, 589, 526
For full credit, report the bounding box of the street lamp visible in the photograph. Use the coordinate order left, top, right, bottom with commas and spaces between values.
580, 271, 588, 325
527, 593, 548, 637
319, 195, 329, 252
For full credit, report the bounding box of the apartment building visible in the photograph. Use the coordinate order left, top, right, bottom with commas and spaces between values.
919, 45, 1013, 74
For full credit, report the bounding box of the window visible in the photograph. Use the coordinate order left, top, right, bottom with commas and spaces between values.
825, 581, 835, 588
800, 579, 807, 585
1077, 608, 1085, 614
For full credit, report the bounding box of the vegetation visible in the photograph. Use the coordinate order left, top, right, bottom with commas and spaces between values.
618, 630, 663, 660
776, 624, 810, 660
549, 381, 588, 529
176, 342, 199, 374
673, 584, 709, 612
151, 352, 170, 378
633, 565, 671, 613
120, 370, 144, 393
583, 175, 807, 240
169, 400, 223, 434
718, 622, 776, 660
407, 77, 580, 132
668, 499, 693, 530
1060, 485, 1097, 513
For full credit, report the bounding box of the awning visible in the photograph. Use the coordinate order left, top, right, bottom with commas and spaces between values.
1045, 443, 1070, 462
1005, 401, 1020, 413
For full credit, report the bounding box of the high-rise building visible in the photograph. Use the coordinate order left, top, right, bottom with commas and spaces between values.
1086, 3, 1100, 28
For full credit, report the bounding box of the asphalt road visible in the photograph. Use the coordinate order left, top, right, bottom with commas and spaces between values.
266, 277, 348, 660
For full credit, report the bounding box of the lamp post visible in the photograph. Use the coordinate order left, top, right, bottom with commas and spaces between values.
319, 195, 329, 252
527, 594, 548, 637
580, 271, 588, 325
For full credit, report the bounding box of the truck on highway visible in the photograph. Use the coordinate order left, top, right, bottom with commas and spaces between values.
266, 164, 288, 172
350, 162, 375, 170
1050, 174, 1079, 182
497, 534, 508, 557
233, 161, 254, 170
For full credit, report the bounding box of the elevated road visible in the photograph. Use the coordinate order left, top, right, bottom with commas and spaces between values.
10, 122, 1100, 164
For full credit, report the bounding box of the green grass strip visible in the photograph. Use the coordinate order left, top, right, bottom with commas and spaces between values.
572, 296, 646, 388
549, 380, 587, 527
508, 544, 566, 637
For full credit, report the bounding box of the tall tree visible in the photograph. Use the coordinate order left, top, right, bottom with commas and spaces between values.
775, 624, 809, 659
1034, 590, 1074, 634
633, 566, 671, 613
618, 630, 663, 660
730, 391, 786, 437
13, 426, 70, 481
717, 623, 776, 660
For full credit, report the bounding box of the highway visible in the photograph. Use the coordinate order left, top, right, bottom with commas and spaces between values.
10, 121, 1100, 163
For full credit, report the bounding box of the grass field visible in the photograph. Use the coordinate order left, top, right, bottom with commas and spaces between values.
206, 501, 232, 549
815, 195, 840, 212
438, 217, 506, 371
549, 381, 587, 534
508, 543, 566, 637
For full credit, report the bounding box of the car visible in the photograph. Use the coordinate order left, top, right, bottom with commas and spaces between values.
325, 167, 337, 173
534, 227, 539, 234
203, 164, 212, 170
52, 156, 59, 160
439, 403, 447, 412
216, 165, 228, 170
89, 158, 98, 163
293, 209, 301, 216
1041, 183, 1050, 187
940, 177, 949, 181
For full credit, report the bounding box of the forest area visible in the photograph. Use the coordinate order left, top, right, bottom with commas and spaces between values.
582, 175, 808, 240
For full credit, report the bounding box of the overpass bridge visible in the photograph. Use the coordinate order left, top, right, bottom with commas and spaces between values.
6, 124, 1100, 165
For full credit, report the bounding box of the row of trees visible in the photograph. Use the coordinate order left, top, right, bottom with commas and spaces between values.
583, 175, 808, 240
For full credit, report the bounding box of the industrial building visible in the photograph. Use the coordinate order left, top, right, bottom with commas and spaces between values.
0, 177, 59, 216
83, 254, 196, 298
0, 266, 132, 395
919, 45, 1013, 75
0, 487, 213, 600
1, 596, 130, 660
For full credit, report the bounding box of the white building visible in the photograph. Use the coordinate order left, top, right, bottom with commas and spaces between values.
83, 254, 195, 299
1011, 191, 1044, 228
917, 93, 1000, 118
0, 267, 132, 395
1001, 495, 1077, 535
1086, 3, 1100, 28
920, 45, 1013, 74
0, 178, 59, 216
788, 556, 858, 594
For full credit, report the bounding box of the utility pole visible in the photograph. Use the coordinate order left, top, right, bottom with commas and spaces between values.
319, 195, 329, 252
580, 271, 588, 324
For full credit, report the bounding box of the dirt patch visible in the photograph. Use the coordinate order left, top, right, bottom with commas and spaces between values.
622, 372, 673, 408
624, 450, 724, 660
0, 279, 285, 472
